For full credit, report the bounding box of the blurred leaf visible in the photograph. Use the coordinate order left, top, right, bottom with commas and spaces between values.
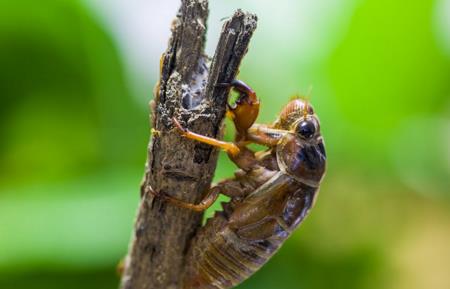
0, 0, 148, 185
328, 0, 450, 168
0, 169, 140, 271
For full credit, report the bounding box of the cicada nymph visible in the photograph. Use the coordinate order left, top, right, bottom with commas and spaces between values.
150, 80, 326, 289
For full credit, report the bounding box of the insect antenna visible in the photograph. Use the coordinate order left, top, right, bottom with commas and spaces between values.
302, 85, 313, 117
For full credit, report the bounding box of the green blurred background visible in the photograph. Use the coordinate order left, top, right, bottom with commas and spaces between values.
1, 0, 449, 288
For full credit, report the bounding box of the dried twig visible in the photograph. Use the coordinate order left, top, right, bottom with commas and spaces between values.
119, 1, 257, 289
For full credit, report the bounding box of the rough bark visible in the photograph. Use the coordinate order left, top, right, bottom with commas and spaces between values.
119, 1, 257, 289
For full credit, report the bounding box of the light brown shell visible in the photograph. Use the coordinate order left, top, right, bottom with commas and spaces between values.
273, 98, 314, 130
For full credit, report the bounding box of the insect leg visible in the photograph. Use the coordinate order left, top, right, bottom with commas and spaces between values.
246, 124, 289, 147
147, 186, 221, 212
223, 80, 260, 140
172, 118, 240, 156
274, 216, 293, 234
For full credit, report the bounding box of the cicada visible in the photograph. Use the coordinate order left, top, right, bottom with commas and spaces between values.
150, 80, 326, 289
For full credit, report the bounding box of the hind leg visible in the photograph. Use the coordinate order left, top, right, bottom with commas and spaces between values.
148, 179, 247, 212
147, 186, 221, 212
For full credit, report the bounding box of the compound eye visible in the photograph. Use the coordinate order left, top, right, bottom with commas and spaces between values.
296, 121, 316, 139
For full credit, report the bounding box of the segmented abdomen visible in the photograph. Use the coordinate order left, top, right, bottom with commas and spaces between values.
183, 182, 316, 289
183, 216, 283, 289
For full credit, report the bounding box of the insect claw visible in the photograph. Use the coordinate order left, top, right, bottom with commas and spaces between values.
172, 117, 187, 135
146, 186, 169, 202
215, 82, 231, 88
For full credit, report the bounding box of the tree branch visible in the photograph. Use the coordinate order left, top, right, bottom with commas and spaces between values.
119, 1, 257, 289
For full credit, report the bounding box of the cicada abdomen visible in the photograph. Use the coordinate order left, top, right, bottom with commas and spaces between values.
183, 171, 320, 289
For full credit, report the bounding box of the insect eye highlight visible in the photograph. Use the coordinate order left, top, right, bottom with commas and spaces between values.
296, 121, 316, 139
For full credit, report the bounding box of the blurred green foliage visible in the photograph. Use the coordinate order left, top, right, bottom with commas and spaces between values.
0, 0, 146, 287
0, 0, 147, 184
0, 0, 449, 289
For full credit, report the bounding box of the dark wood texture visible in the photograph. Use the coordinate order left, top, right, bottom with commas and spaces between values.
119, 1, 257, 288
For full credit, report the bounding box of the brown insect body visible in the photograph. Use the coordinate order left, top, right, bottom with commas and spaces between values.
184, 175, 318, 289
152, 82, 326, 289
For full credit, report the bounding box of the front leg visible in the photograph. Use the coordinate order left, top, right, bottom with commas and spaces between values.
172, 118, 240, 156
222, 80, 289, 147
223, 80, 260, 141
173, 118, 260, 171
246, 124, 289, 147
